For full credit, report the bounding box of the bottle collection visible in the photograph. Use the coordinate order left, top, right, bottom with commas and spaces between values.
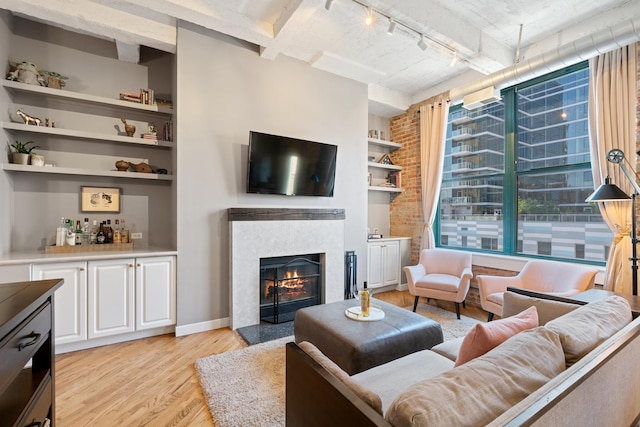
55, 217, 130, 247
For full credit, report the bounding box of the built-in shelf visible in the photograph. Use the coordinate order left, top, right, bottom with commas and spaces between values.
368, 185, 402, 193
1, 122, 172, 148
2, 163, 173, 181
367, 161, 402, 171
367, 137, 401, 150
2, 80, 173, 115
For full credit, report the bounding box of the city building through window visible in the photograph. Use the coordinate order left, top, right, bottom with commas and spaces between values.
438, 62, 611, 263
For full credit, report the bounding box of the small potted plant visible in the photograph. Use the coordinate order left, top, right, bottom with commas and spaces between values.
9, 140, 39, 165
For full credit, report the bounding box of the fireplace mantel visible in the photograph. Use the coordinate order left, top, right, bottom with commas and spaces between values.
228, 208, 345, 221
228, 207, 345, 329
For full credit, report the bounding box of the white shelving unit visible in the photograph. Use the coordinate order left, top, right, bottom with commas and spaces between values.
2, 79, 173, 180
367, 137, 402, 193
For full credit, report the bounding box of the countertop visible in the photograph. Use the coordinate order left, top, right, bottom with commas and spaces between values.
0, 246, 177, 266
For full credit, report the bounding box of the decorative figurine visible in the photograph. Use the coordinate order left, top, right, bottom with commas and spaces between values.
120, 118, 136, 137
17, 109, 41, 126
6, 61, 46, 86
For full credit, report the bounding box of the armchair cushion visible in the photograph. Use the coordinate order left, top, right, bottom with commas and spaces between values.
454, 306, 539, 367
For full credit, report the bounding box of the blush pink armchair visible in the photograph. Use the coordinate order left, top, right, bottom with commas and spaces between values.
403, 248, 473, 319
477, 259, 598, 321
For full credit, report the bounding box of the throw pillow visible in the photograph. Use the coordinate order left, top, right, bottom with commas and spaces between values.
454, 305, 538, 367
545, 295, 631, 366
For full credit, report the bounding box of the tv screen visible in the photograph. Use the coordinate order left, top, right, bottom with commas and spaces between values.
246, 131, 337, 197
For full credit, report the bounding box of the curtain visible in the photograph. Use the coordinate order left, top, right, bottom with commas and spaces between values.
419, 100, 450, 249
588, 43, 638, 294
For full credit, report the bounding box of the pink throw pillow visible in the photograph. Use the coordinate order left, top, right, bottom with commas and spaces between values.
454, 306, 539, 367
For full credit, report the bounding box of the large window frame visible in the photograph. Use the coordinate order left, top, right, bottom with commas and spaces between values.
437, 61, 609, 265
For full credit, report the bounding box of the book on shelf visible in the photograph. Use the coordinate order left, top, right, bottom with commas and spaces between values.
119, 91, 141, 103
163, 120, 174, 142
387, 171, 401, 188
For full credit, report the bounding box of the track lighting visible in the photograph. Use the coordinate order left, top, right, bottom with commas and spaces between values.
387, 20, 396, 35
417, 34, 428, 51
325, 0, 333, 11
365, 7, 374, 25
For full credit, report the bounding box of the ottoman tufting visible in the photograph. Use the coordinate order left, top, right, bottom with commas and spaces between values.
294, 299, 443, 375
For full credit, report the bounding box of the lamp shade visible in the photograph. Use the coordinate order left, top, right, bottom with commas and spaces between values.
585, 176, 632, 202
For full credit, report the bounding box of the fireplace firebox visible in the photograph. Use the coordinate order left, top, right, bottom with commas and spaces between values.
260, 254, 322, 323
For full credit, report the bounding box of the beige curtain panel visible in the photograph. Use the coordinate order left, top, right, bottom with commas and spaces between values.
419, 100, 450, 249
588, 43, 638, 294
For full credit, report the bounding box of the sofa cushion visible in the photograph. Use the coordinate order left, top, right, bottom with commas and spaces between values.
385, 327, 565, 427
352, 349, 454, 414
430, 337, 464, 362
298, 341, 383, 414
454, 305, 538, 367
502, 291, 580, 325
545, 295, 632, 365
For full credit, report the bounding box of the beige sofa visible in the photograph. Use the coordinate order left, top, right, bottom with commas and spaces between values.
286, 292, 640, 426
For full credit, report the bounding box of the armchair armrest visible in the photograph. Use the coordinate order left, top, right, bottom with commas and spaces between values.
477, 275, 522, 298
403, 264, 426, 293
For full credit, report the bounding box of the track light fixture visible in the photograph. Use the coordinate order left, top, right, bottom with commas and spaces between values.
387, 20, 396, 35
365, 7, 374, 25
325, 0, 334, 11
417, 34, 428, 51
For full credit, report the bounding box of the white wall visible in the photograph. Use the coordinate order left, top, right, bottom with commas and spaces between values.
176, 23, 368, 325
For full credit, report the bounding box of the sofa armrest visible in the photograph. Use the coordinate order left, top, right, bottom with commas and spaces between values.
285, 342, 391, 427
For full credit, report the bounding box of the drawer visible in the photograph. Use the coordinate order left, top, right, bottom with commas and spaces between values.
20, 375, 52, 427
0, 303, 51, 393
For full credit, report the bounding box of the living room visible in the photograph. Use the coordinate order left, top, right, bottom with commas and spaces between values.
1, 1, 640, 426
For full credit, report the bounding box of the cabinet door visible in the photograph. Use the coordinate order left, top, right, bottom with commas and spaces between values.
88, 259, 135, 338
382, 240, 401, 286
32, 262, 87, 344
367, 243, 384, 288
135, 256, 176, 330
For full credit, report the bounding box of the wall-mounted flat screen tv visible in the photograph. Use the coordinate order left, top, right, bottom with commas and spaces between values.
246, 131, 337, 197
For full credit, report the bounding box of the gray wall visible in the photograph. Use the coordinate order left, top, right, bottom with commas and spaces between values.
0, 10, 12, 253
176, 22, 368, 325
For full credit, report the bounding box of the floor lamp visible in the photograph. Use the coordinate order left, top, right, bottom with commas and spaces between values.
586, 148, 639, 296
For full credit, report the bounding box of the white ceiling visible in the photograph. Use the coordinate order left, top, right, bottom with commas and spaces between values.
3, 0, 640, 117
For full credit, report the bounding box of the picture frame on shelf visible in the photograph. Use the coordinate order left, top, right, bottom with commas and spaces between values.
388, 171, 401, 188
81, 186, 121, 213
378, 154, 393, 165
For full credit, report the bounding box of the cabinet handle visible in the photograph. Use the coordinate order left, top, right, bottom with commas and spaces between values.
137, 263, 141, 267
79, 268, 85, 271
18, 331, 41, 351
129, 264, 134, 267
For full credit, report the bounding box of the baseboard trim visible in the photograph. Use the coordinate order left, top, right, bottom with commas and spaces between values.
175, 317, 230, 337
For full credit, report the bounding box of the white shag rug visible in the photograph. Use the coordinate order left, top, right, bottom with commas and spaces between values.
195, 305, 481, 427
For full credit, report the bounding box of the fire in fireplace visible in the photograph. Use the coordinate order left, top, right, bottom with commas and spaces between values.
260, 254, 322, 323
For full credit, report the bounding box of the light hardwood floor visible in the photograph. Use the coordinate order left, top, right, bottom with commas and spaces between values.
54, 290, 487, 426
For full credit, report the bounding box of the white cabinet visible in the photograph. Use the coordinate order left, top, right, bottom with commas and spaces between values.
367, 137, 402, 193
32, 261, 87, 344
135, 256, 176, 330
31, 255, 176, 349
367, 239, 401, 288
88, 259, 136, 338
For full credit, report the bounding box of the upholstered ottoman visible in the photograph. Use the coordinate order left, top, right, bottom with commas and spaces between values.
294, 299, 443, 375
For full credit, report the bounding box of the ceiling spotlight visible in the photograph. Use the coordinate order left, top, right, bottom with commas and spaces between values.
387, 20, 396, 35
417, 34, 428, 51
365, 7, 374, 26
325, 0, 333, 11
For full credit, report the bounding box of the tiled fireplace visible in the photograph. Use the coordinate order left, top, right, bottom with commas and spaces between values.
228, 208, 345, 330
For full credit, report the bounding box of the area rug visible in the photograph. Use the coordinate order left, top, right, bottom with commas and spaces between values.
195, 305, 481, 427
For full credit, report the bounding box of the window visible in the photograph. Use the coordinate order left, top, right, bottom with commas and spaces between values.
438, 63, 612, 263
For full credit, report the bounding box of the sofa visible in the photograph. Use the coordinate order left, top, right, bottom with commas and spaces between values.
285, 291, 640, 426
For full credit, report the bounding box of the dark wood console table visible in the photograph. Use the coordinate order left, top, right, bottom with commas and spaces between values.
0, 279, 64, 427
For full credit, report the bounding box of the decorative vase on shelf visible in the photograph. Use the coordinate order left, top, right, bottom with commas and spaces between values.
31, 154, 45, 166
120, 118, 136, 137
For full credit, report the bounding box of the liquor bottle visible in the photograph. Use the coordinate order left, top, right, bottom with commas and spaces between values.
96, 222, 106, 244
83, 218, 90, 245
360, 281, 370, 317
113, 219, 121, 243
66, 219, 76, 246
105, 219, 113, 244
120, 219, 129, 243
90, 220, 98, 245
75, 220, 83, 245
56, 217, 66, 246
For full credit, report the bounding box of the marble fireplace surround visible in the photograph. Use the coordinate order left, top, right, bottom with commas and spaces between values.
228, 208, 345, 330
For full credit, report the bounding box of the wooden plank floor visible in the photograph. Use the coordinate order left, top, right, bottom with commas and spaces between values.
54, 290, 488, 426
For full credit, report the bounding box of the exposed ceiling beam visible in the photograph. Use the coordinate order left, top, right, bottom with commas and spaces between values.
260, 0, 320, 60
1, 0, 177, 53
